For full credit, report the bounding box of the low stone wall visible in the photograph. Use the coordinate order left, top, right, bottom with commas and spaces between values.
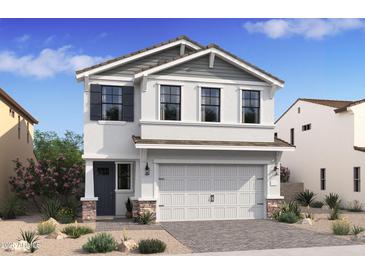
266, 199, 284, 218
281, 182, 304, 202
81, 200, 97, 222
132, 199, 157, 220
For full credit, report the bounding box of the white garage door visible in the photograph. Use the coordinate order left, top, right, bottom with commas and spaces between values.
157, 164, 265, 221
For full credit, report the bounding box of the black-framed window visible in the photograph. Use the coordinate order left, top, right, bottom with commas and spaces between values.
18, 115, 21, 140
201, 87, 220, 122
274, 132, 278, 139
354, 167, 361, 192
320, 168, 326, 190
117, 163, 132, 190
160, 85, 181, 121
302, 124, 311, 131
290, 128, 295, 145
26, 122, 30, 144
90, 85, 134, 122
242, 90, 260, 124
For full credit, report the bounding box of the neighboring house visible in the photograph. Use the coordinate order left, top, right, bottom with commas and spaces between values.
76, 35, 294, 222
275, 98, 365, 205
0, 88, 38, 202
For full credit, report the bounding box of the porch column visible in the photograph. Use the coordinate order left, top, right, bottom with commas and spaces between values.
81, 160, 98, 222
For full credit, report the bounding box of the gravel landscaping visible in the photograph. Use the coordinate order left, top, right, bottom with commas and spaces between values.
0, 214, 191, 256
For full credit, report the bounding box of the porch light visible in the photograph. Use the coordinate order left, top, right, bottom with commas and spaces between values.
145, 162, 150, 176
273, 166, 278, 175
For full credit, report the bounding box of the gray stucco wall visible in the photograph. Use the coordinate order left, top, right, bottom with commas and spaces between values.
280, 182, 304, 202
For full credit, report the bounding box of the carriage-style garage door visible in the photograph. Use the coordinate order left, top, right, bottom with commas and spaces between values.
157, 164, 265, 221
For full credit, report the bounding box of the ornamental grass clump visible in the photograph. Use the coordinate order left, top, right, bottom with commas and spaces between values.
19, 230, 39, 253
138, 239, 166, 254
62, 225, 93, 239
37, 221, 56, 235
272, 201, 301, 223
347, 200, 363, 212
332, 220, 350, 235
82, 233, 118, 253
136, 211, 155, 225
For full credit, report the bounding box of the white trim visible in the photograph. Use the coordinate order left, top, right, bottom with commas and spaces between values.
81, 197, 98, 201
180, 44, 185, 56
89, 79, 134, 87
154, 159, 272, 164
139, 119, 274, 129
97, 121, 128, 126
115, 161, 134, 192
89, 75, 134, 82
76, 39, 201, 80
209, 52, 215, 68
135, 48, 284, 88
135, 143, 295, 152
148, 75, 271, 87
197, 86, 202, 121
82, 154, 139, 160
156, 83, 161, 120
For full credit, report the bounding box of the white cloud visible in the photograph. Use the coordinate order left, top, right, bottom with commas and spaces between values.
0, 46, 108, 78
243, 19, 365, 39
44, 35, 56, 45
99, 32, 109, 38
15, 34, 30, 43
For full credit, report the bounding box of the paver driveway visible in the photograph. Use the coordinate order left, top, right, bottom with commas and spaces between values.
161, 220, 355, 253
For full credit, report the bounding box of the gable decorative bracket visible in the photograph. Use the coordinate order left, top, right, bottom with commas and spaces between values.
209, 52, 215, 68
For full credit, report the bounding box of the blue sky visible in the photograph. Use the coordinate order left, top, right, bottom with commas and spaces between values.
1, 18, 365, 135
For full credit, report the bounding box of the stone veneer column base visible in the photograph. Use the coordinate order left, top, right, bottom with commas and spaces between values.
132, 199, 157, 221
81, 200, 97, 222
266, 199, 284, 218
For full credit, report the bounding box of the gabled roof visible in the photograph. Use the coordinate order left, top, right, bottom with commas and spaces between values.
275, 98, 354, 124
354, 146, 365, 153
0, 88, 38, 124
134, 43, 284, 87
75, 35, 203, 79
335, 98, 365, 113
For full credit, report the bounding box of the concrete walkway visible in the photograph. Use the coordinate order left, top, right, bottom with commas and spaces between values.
192, 245, 365, 256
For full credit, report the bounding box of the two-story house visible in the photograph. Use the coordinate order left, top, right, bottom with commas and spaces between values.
0, 88, 38, 202
275, 98, 365, 205
76, 36, 294, 222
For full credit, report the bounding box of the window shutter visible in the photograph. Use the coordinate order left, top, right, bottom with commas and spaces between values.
90, 84, 102, 121
122, 86, 134, 122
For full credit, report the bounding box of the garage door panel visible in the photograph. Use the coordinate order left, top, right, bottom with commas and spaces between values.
158, 164, 265, 221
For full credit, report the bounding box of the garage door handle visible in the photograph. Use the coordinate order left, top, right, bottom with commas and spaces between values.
257, 202, 264, 205
159, 205, 165, 207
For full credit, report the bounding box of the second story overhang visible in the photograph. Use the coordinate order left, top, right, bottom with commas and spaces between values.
132, 135, 295, 152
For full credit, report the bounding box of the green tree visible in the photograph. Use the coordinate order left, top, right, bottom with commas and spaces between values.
33, 130, 83, 167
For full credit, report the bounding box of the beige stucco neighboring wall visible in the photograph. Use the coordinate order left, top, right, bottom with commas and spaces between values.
351, 102, 365, 148
0, 98, 36, 202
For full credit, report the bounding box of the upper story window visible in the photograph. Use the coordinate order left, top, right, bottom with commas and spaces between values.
354, 167, 361, 192
290, 128, 295, 145
17, 115, 21, 140
160, 85, 181, 121
90, 84, 134, 122
302, 124, 311, 131
201, 87, 220, 122
320, 168, 326, 190
26, 122, 30, 144
9, 108, 15, 118
298, 107, 301, 114
242, 90, 260, 124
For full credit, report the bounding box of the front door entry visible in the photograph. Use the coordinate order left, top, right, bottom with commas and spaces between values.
94, 161, 116, 216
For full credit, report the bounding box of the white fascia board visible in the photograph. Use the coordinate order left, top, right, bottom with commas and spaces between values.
135, 48, 284, 88
134, 143, 295, 152
76, 39, 201, 80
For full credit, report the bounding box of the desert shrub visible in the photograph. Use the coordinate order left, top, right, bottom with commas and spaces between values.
56, 207, 75, 224
138, 239, 166, 254
332, 220, 350, 235
325, 193, 341, 209
303, 212, 314, 220
122, 228, 129, 241
310, 201, 324, 208
40, 198, 62, 219
0, 196, 25, 219
136, 211, 155, 225
82, 233, 118, 253
295, 190, 316, 207
347, 200, 363, 212
278, 212, 299, 223
19, 230, 39, 253
328, 206, 341, 220
351, 225, 365, 236
62, 225, 93, 239
272, 201, 301, 221
280, 166, 290, 183
37, 221, 56, 235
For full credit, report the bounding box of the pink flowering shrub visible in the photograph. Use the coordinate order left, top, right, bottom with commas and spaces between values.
9, 155, 84, 209
280, 166, 290, 183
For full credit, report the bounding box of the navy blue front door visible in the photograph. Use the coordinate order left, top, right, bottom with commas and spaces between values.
94, 162, 116, 216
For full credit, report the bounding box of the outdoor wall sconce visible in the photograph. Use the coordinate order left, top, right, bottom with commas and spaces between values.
145, 162, 150, 176
273, 166, 279, 176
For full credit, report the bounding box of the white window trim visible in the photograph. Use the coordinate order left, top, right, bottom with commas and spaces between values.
115, 162, 134, 193
240, 88, 262, 125
157, 83, 183, 121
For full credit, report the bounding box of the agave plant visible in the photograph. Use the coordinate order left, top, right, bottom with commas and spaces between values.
19, 230, 39, 253
295, 190, 316, 207
324, 193, 341, 209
